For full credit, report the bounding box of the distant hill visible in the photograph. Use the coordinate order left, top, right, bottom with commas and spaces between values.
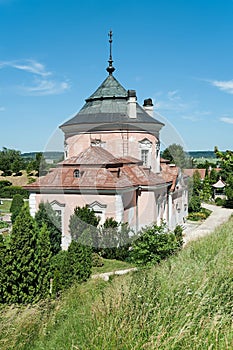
22, 151, 64, 160
188, 151, 216, 159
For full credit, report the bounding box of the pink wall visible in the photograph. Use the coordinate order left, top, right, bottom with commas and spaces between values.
65, 131, 159, 171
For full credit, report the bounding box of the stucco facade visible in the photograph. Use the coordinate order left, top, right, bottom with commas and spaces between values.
25, 48, 188, 249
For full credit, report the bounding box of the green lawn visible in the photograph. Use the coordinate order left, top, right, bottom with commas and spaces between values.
92, 258, 134, 275
0, 199, 12, 214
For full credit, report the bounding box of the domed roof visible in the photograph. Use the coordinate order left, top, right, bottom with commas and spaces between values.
60, 74, 164, 135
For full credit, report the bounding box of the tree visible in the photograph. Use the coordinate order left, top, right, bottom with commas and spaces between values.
97, 219, 132, 260
209, 168, 218, 184
69, 205, 100, 243
36, 223, 52, 298
201, 177, 212, 202
10, 194, 24, 224
162, 144, 191, 169
215, 147, 233, 207
0, 147, 24, 176
0, 235, 8, 303
6, 205, 40, 303
35, 202, 62, 256
192, 170, 203, 196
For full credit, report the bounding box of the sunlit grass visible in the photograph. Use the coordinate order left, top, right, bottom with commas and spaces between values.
0, 216, 233, 349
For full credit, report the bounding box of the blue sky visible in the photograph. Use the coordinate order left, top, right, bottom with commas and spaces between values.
0, 0, 233, 152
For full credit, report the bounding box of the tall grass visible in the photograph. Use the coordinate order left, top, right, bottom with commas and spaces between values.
1, 217, 233, 349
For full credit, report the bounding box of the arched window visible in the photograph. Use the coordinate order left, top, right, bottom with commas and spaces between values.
73, 169, 80, 178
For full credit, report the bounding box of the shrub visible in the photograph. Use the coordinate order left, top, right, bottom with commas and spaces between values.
10, 194, 24, 223
188, 195, 201, 213
50, 241, 92, 295
92, 252, 104, 267
69, 206, 100, 242
97, 221, 133, 261
0, 180, 12, 189
0, 221, 9, 229
215, 197, 226, 206
130, 223, 181, 266
35, 202, 62, 256
187, 208, 211, 221
0, 185, 29, 199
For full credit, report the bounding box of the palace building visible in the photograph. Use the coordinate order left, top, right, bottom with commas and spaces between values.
25, 32, 188, 249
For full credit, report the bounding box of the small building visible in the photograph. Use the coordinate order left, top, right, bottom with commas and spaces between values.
25, 32, 188, 249
212, 177, 226, 199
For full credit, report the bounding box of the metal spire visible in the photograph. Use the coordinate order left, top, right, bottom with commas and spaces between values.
106, 30, 115, 75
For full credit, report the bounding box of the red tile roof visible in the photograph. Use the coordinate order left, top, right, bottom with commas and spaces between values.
25, 147, 179, 192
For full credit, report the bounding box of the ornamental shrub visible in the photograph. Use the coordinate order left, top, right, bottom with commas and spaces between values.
35, 202, 62, 256
130, 223, 180, 266
10, 194, 24, 223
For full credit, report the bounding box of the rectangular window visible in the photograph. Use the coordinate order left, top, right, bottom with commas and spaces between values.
141, 149, 149, 166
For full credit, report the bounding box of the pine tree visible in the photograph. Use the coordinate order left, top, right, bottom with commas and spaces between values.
36, 223, 52, 299
10, 194, 24, 224
6, 205, 39, 303
35, 202, 62, 255
0, 235, 8, 303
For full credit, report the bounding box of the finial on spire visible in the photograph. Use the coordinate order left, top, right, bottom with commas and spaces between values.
106, 30, 115, 75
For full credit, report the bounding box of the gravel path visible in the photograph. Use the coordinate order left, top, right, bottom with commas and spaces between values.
183, 203, 233, 245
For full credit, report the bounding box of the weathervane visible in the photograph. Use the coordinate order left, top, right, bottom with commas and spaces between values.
106, 30, 115, 75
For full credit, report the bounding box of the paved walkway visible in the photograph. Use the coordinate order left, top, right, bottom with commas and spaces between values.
183, 203, 233, 245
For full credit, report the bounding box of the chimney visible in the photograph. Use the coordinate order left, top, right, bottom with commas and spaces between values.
127, 90, 137, 118
143, 98, 153, 117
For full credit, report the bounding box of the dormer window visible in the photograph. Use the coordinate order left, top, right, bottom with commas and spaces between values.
73, 169, 80, 178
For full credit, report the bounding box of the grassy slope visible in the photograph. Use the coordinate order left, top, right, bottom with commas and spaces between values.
0, 170, 36, 187
1, 217, 233, 350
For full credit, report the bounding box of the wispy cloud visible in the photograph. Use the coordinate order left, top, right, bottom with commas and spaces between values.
220, 116, 233, 124
0, 106, 5, 112
154, 90, 211, 122
0, 59, 70, 95
210, 79, 233, 94
20, 78, 70, 96
0, 59, 51, 76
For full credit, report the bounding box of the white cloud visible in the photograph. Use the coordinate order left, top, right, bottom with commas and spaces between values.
0, 59, 51, 76
20, 78, 70, 96
220, 116, 233, 124
0, 106, 5, 111
0, 59, 70, 95
210, 79, 233, 94
154, 90, 211, 122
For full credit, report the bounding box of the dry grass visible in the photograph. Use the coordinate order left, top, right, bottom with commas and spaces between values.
0, 171, 36, 187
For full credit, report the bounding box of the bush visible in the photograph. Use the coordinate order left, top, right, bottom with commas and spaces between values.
0, 180, 12, 189
97, 221, 133, 261
0, 221, 9, 229
50, 241, 92, 295
187, 208, 211, 221
224, 199, 233, 209
188, 195, 201, 213
10, 194, 24, 223
92, 252, 104, 267
130, 223, 181, 266
0, 185, 29, 199
35, 202, 62, 256
69, 206, 100, 242
215, 197, 226, 206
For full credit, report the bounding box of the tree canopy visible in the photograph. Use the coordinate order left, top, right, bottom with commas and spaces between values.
161, 144, 191, 169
